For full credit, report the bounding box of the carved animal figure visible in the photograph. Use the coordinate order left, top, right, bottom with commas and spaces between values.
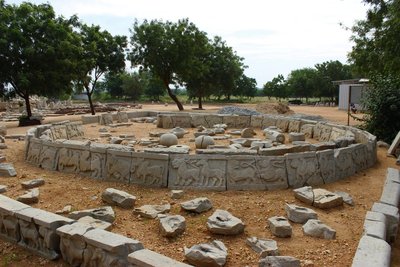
27, 143, 41, 164
133, 159, 164, 185
258, 159, 285, 183
91, 153, 104, 179
197, 159, 224, 186
58, 148, 80, 172
107, 155, 130, 183
171, 158, 200, 186
229, 160, 257, 184
2, 215, 19, 241
60, 238, 85, 266
19, 220, 40, 250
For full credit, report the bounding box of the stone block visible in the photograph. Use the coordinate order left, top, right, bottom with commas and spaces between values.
380, 177, 400, 207
258, 146, 291, 156
314, 123, 332, 142
159, 214, 186, 237
106, 149, 132, 184
69, 206, 115, 223
351, 144, 368, 172
204, 114, 223, 128
100, 113, 113, 125
0, 195, 30, 243
250, 115, 264, 128
285, 152, 323, 188
77, 216, 112, 230
180, 197, 213, 213
51, 125, 68, 140
0, 185, 7, 193
311, 142, 336, 151
267, 216, 292, 238
65, 122, 85, 139
83, 228, 144, 266
317, 149, 336, 184
26, 138, 42, 166
58, 141, 91, 176
130, 152, 169, 188
334, 146, 356, 181
226, 155, 288, 190
288, 120, 301, 133
171, 115, 192, 128
300, 124, 314, 139
0, 163, 17, 177
191, 114, 207, 127
259, 256, 300, 267
116, 112, 129, 123
236, 115, 251, 128
101, 188, 136, 209
285, 204, 318, 224
352, 235, 391, 267
81, 115, 100, 124
289, 132, 305, 142
371, 202, 399, 243
302, 219, 336, 239
293, 186, 314, 205
261, 116, 277, 128
363, 220, 386, 240
128, 249, 192, 267
184, 240, 227, 267
313, 189, 343, 209
388, 130, 400, 156
39, 140, 62, 171
17, 188, 39, 204
276, 117, 290, 132
207, 209, 244, 235
169, 155, 226, 190
386, 168, 400, 183
246, 237, 278, 256
21, 178, 45, 189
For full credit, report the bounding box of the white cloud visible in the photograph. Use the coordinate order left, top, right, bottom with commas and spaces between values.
7, 0, 368, 85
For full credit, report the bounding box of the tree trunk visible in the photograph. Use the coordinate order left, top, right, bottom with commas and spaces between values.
198, 95, 203, 109
86, 87, 95, 115
164, 81, 184, 111
24, 94, 32, 118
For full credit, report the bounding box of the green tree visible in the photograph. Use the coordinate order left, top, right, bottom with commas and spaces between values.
0, 1, 80, 119
349, 0, 400, 76
101, 72, 124, 99
121, 72, 144, 101
236, 74, 257, 99
144, 72, 165, 101
129, 18, 209, 110
263, 74, 288, 100
75, 24, 127, 115
287, 68, 319, 102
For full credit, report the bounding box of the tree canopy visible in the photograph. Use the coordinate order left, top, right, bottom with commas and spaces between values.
0, 1, 80, 118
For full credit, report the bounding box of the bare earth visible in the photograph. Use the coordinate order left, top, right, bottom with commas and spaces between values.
0, 103, 399, 267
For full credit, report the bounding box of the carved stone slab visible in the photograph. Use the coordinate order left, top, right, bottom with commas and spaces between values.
227, 155, 288, 190
204, 114, 223, 127
90, 143, 108, 180
100, 113, 113, 125
262, 116, 277, 128
130, 152, 169, 187
116, 112, 129, 123
58, 141, 91, 175
250, 115, 264, 129
169, 155, 227, 190
39, 140, 61, 171
171, 115, 192, 128
351, 143, 368, 172
314, 123, 332, 142
317, 149, 336, 184
288, 120, 301, 133
276, 117, 290, 132
191, 115, 207, 127
236, 115, 251, 128
300, 124, 314, 139
26, 138, 42, 167
222, 115, 237, 128
106, 150, 132, 184
65, 122, 84, 139
0, 195, 30, 243
51, 125, 68, 140
286, 152, 323, 188
334, 146, 356, 181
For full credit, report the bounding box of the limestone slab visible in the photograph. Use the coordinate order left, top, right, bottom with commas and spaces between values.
17, 188, 39, 204
105, 149, 132, 184
21, 178, 45, 189
128, 249, 192, 267
313, 189, 343, 209
77, 216, 112, 230
352, 235, 391, 267
130, 152, 169, 187
268, 216, 292, 238
363, 220, 386, 240
293, 186, 314, 205
288, 120, 301, 133
169, 155, 226, 190
227, 155, 288, 190
302, 219, 336, 239
316, 149, 335, 184
286, 152, 323, 188
371, 202, 399, 243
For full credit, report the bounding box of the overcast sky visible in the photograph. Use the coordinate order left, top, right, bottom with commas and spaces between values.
8, 0, 368, 86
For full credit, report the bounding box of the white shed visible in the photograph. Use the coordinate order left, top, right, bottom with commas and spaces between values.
333, 79, 369, 111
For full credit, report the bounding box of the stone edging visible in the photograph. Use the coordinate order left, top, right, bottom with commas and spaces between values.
24, 111, 377, 191
0, 194, 191, 266
352, 167, 400, 267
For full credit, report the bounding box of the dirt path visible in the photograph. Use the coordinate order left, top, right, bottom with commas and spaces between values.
0, 104, 398, 267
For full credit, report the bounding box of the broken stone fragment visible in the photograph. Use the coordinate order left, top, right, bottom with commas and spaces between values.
313, 189, 343, 209
69, 206, 115, 223
207, 209, 245, 235
180, 197, 213, 213
184, 240, 228, 267
285, 204, 318, 224
267, 216, 292, 238
133, 204, 171, 219
101, 188, 136, 209
246, 237, 279, 256
302, 219, 336, 239
293, 186, 314, 205
170, 190, 184, 199
159, 214, 186, 237
334, 191, 354, 206
259, 256, 300, 267
0, 163, 16, 177
17, 188, 39, 204
21, 178, 45, 189
0, 185, 7, 193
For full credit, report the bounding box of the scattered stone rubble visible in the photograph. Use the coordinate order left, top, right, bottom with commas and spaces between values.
101, 188, 136, 209
181, 197, 213, 213
294, 186, 344, 209
207, 209, 245, 235
184, 240, 228, 267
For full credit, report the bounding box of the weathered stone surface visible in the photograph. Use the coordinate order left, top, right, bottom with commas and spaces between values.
55, 205, 72, 215
268, 216, 292, 238
227, 155, 288, 190
286, 152, 323, 188
289, 132, 305, 142
259, 256, 300, 267
388, 130, 400, 156
258, 146, 291, 156
241, 128, 255, 138
184, 240, 228, 267
116, 112, 129, 123
170, 190, 184, 199
293, 186, 314, 205
17, 188, 39, 204
100, 113, 113, 125
0, 185, 7, 193
314, 123, 332, 142
313, 189, 343, 209
130, 152, 169, 187
21, 178, 45, 189
302, 219, 336, 239
159, 133, 178, 147
0, 163, 17, 177
285, 204, 318, 224
264, 129, 285, 143
106, 150, 132, 184
195, 135, 215, 149
69, 206, 115, 223
288, 120, 302, 133
352, 235, 391, 267
133, 204, 171, 219
371, 202, 399, 243
311, 142, 336, 151
169, 155, 226, 190
78, 216, 112, 230
246, 237, 278, 256
170, 127, 188, 138
181, 197, 213, 213
128, 249, 192, 267
276, 117, 290, 132
300, 124, 314, 139
110, 137, 123, 144
250, 141, 273, 149
334, 146, 356, 181
82, 114, 99, 124
207, 209, 244, 235
250, 115, 264, 128
159, 214, 186, 237
101, 188, 136, 209
316, 149, 335, 184
334, 191, 354, 206
363, 219, 386, 240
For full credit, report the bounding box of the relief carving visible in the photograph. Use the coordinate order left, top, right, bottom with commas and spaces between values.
131, 158, 164, 186
171, 158, 201, 186
19, 220, 40, 250
106, 153, 131, 183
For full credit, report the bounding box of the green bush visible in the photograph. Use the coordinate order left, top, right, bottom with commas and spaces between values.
361, 75, 400, 143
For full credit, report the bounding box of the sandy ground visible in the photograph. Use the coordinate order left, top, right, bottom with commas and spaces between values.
0, 103, 399, 267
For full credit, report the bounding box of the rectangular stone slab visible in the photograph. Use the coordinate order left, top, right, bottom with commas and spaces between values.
334, 146, 356, 181
83, 228, 144, 255
317, 149, 336, 184
168, 155, 227, 191
352, 235, 391, 267
39, 141, 61, 171
105, 150, 132, 184
26, 138, 42, 166
388, 131, 400, 156
128, 249, 192, 267
226, 155, 288, 190
0, 194, 30, 215
130, 152, 169, 187
285, 152, 323, 188
81, 115, 100, 124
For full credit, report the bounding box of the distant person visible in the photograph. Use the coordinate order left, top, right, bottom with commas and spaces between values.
350, 103, 357, 114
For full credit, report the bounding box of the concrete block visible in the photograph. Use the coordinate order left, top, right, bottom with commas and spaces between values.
371, 202, 399, 243
363, 220, 386, 240
352, 235, 391, 267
